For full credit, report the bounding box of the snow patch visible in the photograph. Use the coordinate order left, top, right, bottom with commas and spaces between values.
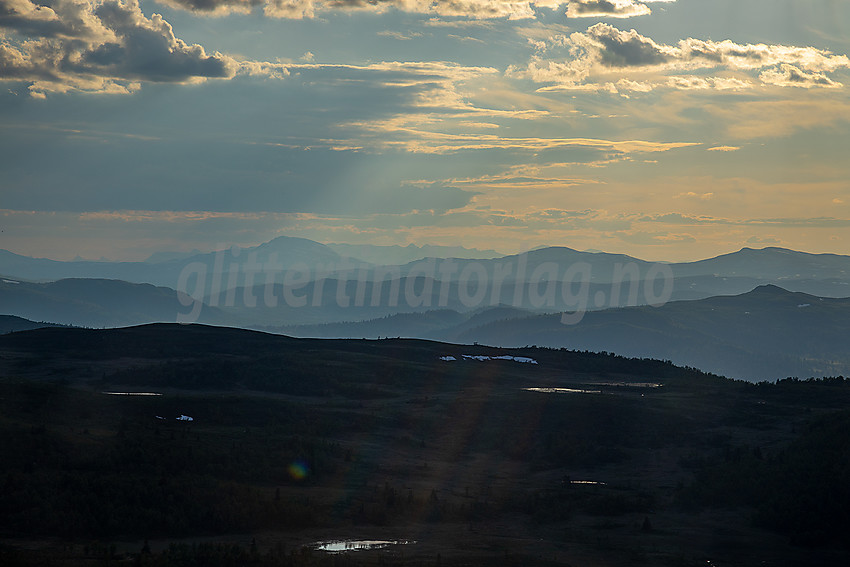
797, 303, 811, 308
313, 540, 415, 553
176, 415, 194, 421
525, 387, 599, 394
491, 355, 538, 364
439, 354, 538, 364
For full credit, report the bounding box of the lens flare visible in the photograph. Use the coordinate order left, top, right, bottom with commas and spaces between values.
288, 460, 309, 480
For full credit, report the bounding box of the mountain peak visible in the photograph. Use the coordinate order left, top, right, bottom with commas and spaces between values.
738, 246, 794, 255
750, 284, 790, 294
745, 284, 817, 301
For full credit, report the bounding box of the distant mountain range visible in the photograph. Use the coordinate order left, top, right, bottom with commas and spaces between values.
4, 239, 850, 380
324, 242, 502, 264
6, 239, 850, 325
0, 236, 347, 290
0, 237, 850, 325
4, 239, 850, 302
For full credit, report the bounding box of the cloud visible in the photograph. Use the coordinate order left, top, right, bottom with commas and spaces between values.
157, 0, 263, 16
377, 29, 424, 40
705, 98, 850, 139
565, 0, 675, 20
706, 146, 739, 152
514, 23, 850, 92
745, 217, 850, 228
629, 211, 850, 230
2, 2, 520, 98
759, 63, 841, 88
747, 236, 781, 245
0, 0, 238, 95
615, 230, 696, 245
638, 212, 718, 225
344, 116, 700, 153
674, 191, 714, 200
156, 0, 565, 19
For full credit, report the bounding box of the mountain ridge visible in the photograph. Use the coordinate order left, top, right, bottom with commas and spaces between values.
4, 239, 850, 287
269, 284, 850, 381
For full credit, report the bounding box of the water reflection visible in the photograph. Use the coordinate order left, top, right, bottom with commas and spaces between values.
102, 392, 163, 396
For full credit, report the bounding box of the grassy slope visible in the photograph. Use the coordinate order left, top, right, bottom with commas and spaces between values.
0, 324, 849, 566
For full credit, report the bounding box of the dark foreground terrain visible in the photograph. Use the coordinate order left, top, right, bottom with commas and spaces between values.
1, 324, 849, 566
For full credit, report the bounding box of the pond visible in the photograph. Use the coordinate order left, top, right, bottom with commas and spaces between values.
102, 392, 163, 396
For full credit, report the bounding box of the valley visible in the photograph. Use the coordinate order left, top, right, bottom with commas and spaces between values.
1, 324, 848, 566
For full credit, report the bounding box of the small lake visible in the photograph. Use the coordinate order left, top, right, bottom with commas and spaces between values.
312, 540, 414, 553
102, 392, 163, 396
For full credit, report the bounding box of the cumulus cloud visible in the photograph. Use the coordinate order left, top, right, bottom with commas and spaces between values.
513, 23, 850, 92
759, 63, 841, 88
0, 0, 238, 95
565, 0, 675, 19
156, 0, 262, 16
157, 0, 564, 19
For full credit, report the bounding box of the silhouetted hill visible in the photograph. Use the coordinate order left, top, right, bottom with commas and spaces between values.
3, 323, 850, 565
0, 322, 732, 405
269, 305, 543, 340
0, 278, 235, 328
456, 285, 850, 381
674, 247, 850, 280
273, 309, 468, 339
0, 314, 72, 334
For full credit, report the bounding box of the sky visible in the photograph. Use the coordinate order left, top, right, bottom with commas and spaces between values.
1, 0, 849, 262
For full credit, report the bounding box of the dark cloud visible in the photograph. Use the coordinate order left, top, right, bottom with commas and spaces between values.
156, 0, 262, 13
519, 23, 849, 91
0, 0, 237, 95
156, 0, 560, 19
566, 0, 651, 19
585, 22, 668, 67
